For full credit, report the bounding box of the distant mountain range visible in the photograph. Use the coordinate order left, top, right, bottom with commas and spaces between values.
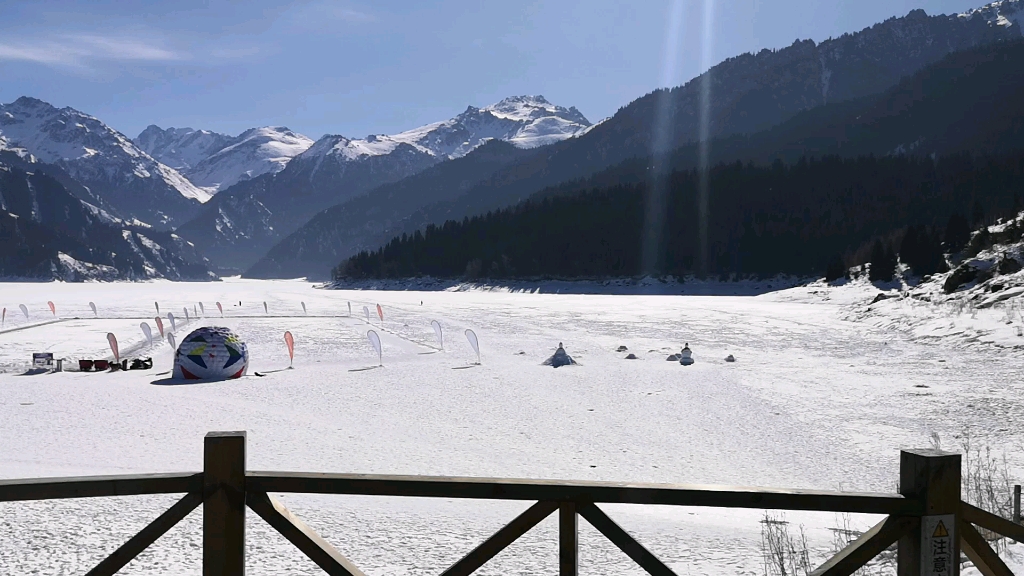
175, 95, 592, 274
135, 125, 314, 193
246, 2, 1024, 279
0, 97, 208, 228
0, 151, 216, 281
1, 0, 1022, 282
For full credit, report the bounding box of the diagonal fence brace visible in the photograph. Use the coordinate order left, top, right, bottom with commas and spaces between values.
577, 502, 677, 576
810, 515, 915, 576
247, 490, 367, 576
960, 519, 1014, 576
85, 490, 204, 576
440, 500, 560, 576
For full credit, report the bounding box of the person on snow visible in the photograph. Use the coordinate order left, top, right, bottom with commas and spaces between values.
679, 343, 694, 366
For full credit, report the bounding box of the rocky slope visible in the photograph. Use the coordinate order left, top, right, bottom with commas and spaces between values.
0, 97, 209, 228
0, 152, 216, 281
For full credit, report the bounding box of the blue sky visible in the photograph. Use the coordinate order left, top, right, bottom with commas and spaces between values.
0, 0, 988, 140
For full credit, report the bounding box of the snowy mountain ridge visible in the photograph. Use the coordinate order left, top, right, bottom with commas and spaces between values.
0, 97, 210, 204
136, 125, 314, 193
308, 95, 591, 167
958, 0, 1024, 31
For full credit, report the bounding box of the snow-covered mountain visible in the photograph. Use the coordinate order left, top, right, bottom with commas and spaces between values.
176, 96, 591, 273
0, 97, 209, 228
135, 125, 233, 173
0, 151, 216, 281
958, 0, 1024, 30
136, 125, 314, 193
319, 95, 591, 161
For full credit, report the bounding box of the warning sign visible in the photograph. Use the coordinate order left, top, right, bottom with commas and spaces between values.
921, 514, 955, 576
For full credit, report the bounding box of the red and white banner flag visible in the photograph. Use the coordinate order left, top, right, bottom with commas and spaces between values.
376, 304, 383, 322
216, 302, 223, 317
155, 316, 165, 337
48, 301, 56, 317
107, 333, 119, 364
284, 331, 295, 366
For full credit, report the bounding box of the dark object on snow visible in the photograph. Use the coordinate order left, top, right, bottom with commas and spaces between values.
625, 353, 638, 359
871, 292, 897, 304
725, 354, 736, 362
93, 359, 110, 371
666, 354, 680, 361
130, 358, 153, 370
79, 359, 94, 371
679, 344, 694, 366
616, 345, 628, 352
542, 343, 577, 367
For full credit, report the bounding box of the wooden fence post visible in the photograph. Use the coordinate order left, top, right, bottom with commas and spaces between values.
1014, 485, 1021, 524
897, 449, 961, 576
559, 502, 578, 576
204, 431, 247, 576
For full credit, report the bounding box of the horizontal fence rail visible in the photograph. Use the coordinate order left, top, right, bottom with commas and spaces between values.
246, 471, 918, 515
0, 432, 1019, 576
0, 472, 202, 502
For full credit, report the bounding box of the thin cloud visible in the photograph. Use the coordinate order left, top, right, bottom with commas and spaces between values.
0, 33, 185, 69
285, 1, 377, 31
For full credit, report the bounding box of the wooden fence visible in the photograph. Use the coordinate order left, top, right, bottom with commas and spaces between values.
1, 431, 1022, 576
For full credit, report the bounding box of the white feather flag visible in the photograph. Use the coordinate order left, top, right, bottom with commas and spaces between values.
431, 320, 443, 350
141, 322, 153, 347
89, 302, 97, 317
19, 304, 28, 319
367, 330, 382, 366
465, 329, 480, 364
168, 312, 176, 332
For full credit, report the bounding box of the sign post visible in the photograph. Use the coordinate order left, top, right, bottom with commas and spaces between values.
897, 449, 961, 576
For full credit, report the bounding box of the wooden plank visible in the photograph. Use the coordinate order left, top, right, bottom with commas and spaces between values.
204, 431, 246, 576
560, 502, 578, 576
85, 491, 203, 576
897, 449, 961, 576
0, 473, 202, 502
440, 501, 558, 576
247, 472, 915, 515
809, 516, 915, 576
247, 491, 366, 576
962, 502, 1024, 543
960, 519, 1013, 576
577, 503, 677, 576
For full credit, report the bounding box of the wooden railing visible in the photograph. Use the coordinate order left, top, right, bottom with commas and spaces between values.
1, 431, 1022, 576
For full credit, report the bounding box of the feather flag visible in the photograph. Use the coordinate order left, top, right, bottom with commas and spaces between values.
367, 330, 382, 366
284, 331, 295, 367
48, 301, 56, 317
168, 332, 176, 351
348, 302, 352, 316
431, 320, 443, 350
155, 316, 165, 337
199, 302, 205, 316
89, 302, 97, 317
19, 304, 28, 319
141, 322, 153, 347
363, 306, 370, 324
155, 302, 160, 315
264, 301, 268, 314
376, 303, 383, 323
301, 302, 307, 315
184, 307, 190, 322
216, 302, 223, 317
465, 329, 480, 364
168, 312, 176, 332
107, 333, 120, 365
1, 307, 5, 328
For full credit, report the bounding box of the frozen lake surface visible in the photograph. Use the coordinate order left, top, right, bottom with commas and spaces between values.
1, 278, 1021, 575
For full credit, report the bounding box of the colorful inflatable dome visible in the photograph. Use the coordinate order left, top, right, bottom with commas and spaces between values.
173, 326, 249, 380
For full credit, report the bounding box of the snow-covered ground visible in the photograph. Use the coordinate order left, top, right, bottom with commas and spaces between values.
1, 278, 1022, 575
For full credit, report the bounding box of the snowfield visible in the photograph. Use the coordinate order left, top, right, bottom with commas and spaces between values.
1, 278, 1022, 575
